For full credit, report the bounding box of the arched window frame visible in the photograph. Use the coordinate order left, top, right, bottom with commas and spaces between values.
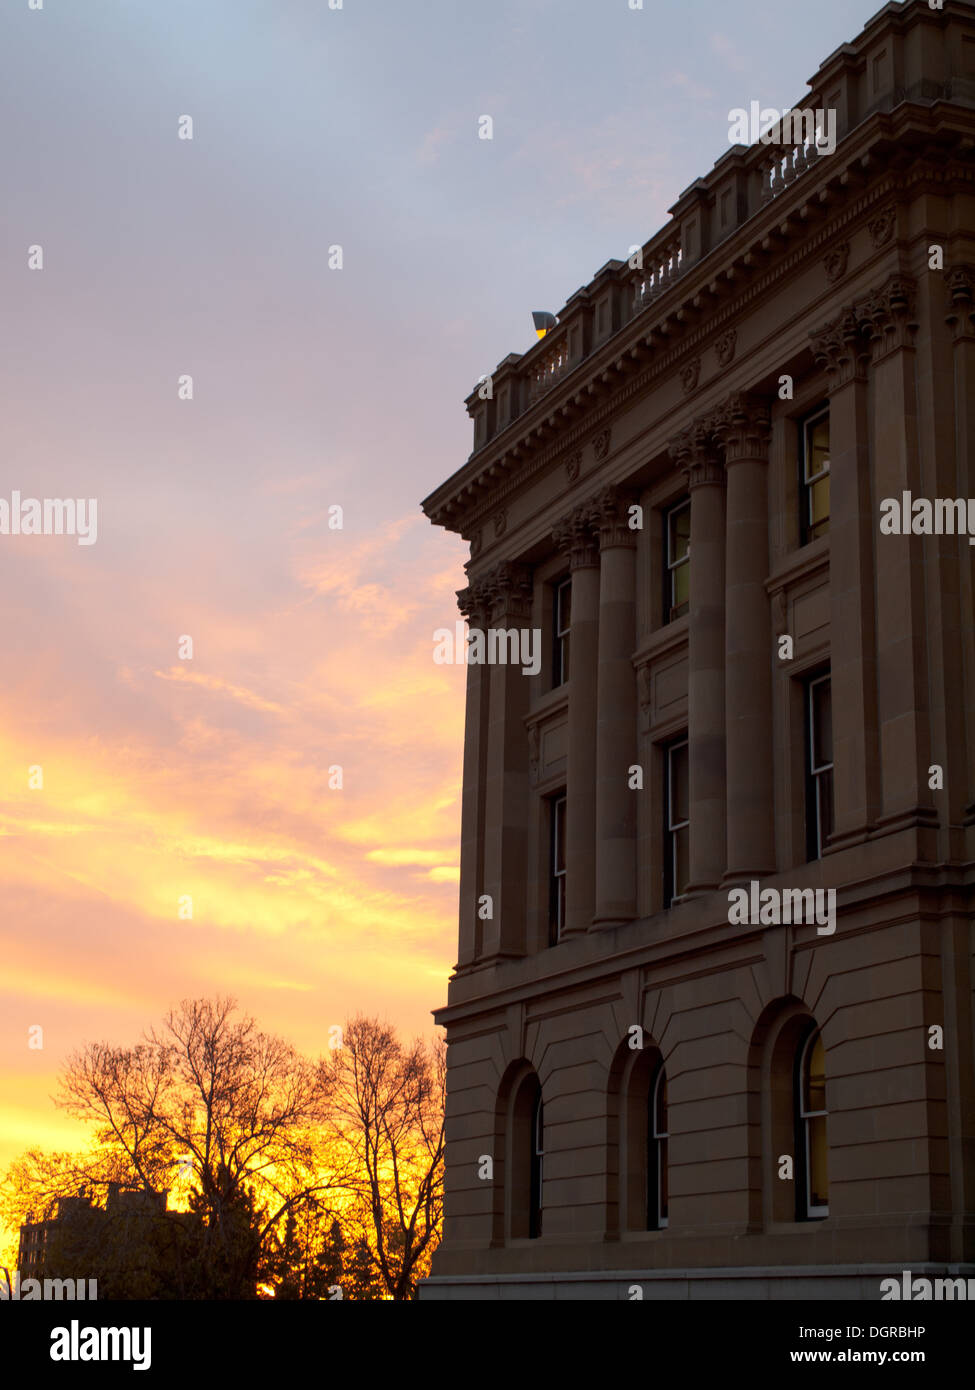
647, 1063, 669, 1230
529, 1091, 543, 1239
795, 1025, 829, 1220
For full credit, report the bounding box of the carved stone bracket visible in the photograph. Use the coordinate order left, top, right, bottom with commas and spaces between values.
945, 265, 975, 341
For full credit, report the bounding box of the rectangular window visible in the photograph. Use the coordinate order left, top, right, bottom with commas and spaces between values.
664, 739, 690, 905
665, 499, 691, 621
552, 577, 571, 686
800, 407, 830, 544
548, 793, 567, 945
805, 673, 834, 860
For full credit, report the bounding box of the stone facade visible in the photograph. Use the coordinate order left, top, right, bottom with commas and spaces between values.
420, 0, 975, 1299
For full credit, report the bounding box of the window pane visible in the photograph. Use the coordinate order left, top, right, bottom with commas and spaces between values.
658, 1137, 669, 1222
806, 416, 830, 480
675, 825, 690, 898
672, 560, 690, 614
561, 634, 570, 683
812, 679, 832, 767
558, 581, 571, 632
807, 1114, 828, 1210
554, 798, 566, 872
654, 1071, 668, 1137
803, 1032, 826, 1112
817, 769, 834, 854
809, 475, 830, 532
670, 505, 690, 562
670, 743, 689, 825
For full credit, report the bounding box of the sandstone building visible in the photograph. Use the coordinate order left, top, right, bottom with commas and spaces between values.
421, 0, 975, 1298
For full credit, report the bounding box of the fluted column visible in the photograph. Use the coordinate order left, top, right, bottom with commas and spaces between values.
857, 276, 936, 842
592, 486, 638, 927
455, 579, 492, 969
670, 421, 727, 893
553, 504, 600, 936
716, 394, 775, 881
810, 308, 880, 848
480, 562, 533, 960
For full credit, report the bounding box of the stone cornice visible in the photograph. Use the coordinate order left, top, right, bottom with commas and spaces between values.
423, 114, 975, 547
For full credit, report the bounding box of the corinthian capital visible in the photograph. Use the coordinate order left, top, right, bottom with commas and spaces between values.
809, 305, 865, 389
854, 274, 917, 361
485, 561, 533, 624
553, 502, 600, 569
713, 392, 771, 465
456, 577, 492, 627
668, 417, 723, 489
591, 484, 640, 550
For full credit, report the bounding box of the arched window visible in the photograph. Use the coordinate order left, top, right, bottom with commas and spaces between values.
506, 1069, 542, 1240
647, 1065, 669, 1229
796, 1027, 828, 1219
529, 1092, 543, 1239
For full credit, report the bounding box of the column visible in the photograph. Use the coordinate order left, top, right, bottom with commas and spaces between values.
553, 503, 600, 935
716, 394, 775, 881
857, 276, 936, 841
455, 579, 491, 969
670, 419, 727, 893
480, 561, 533, 960
809, 308, 880, 848
592, 486, 638, 927
945, 266, 975, 828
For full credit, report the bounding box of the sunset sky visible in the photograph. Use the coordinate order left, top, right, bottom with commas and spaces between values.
0, 0, 888, 1218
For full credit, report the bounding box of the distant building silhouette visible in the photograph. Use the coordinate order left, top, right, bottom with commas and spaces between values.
421, 0, 975, 1298
17, 1185, 198, 1299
